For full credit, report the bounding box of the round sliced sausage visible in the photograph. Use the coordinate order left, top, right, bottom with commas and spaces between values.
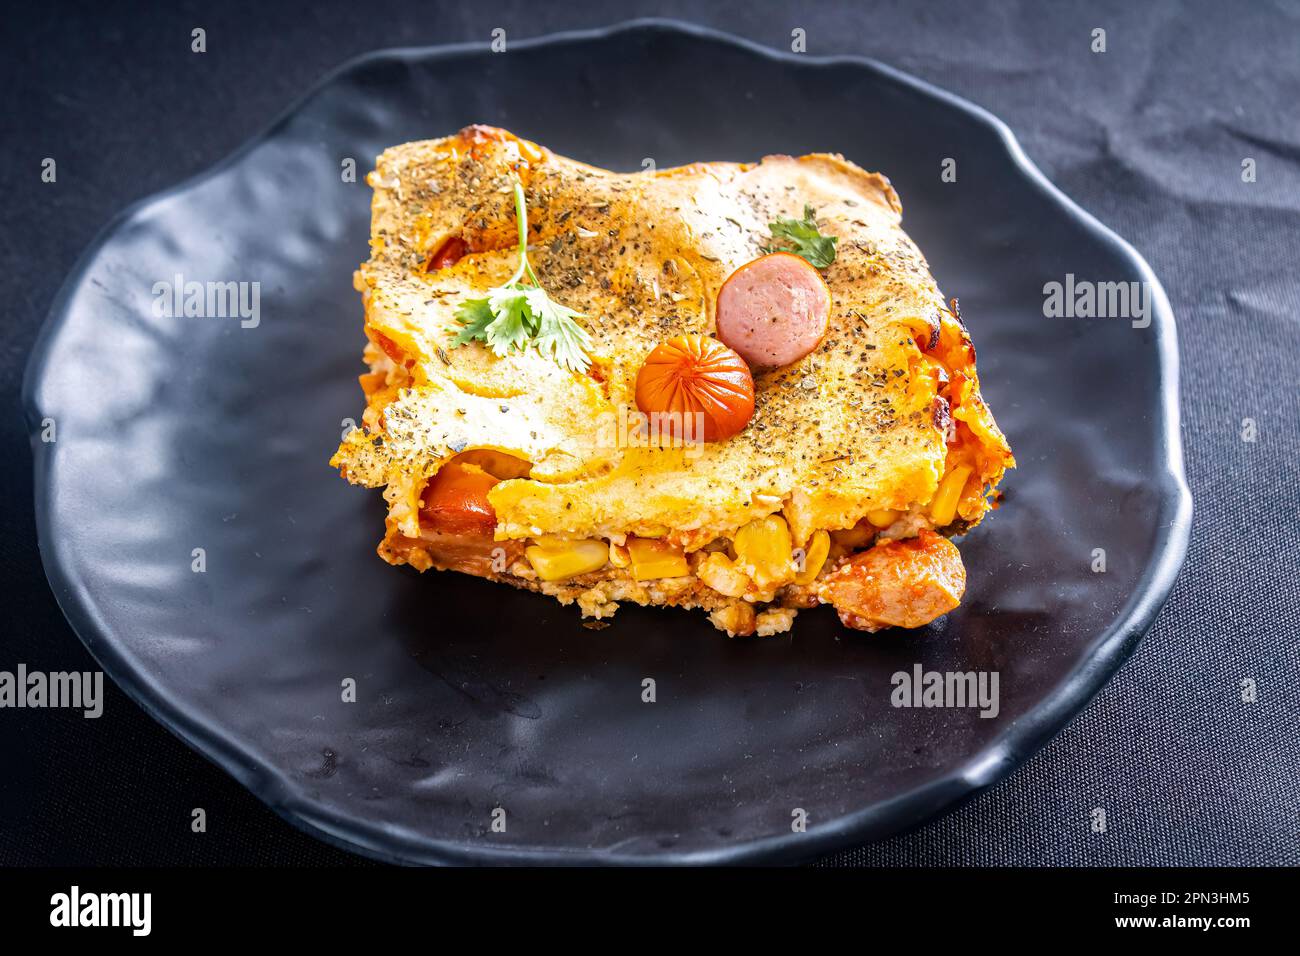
715, 252, 831, 369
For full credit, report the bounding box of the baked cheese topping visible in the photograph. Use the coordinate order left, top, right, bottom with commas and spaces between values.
331, 125, 1014, 636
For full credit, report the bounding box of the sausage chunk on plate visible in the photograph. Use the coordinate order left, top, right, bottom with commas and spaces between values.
816, 529, 966, 631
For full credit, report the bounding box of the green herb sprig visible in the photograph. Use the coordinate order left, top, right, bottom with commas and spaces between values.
451, 180, 592, 372
764, 204, 838, 269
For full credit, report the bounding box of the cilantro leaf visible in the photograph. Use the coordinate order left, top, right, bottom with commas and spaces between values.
451, 297, 495, 347
445, 180, 592, 371
526, 287, 592, 372
483, 285, 534, 356
767, 204, 838, 269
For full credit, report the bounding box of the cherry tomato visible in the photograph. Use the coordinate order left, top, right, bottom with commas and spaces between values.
419, 462, 499, 535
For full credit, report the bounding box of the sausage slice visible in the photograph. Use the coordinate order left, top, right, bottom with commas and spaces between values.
715, 252, 831, 369
816, 529, 966, 631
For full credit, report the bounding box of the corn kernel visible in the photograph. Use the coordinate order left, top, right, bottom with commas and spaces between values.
733, 515, 795, 589
697, 552, 750, 597
929, 465, 973, 526
831, 521, 875, 550
794, 530, 831, 585
524, 538, 609, 581
866, 508, 899, 529
627, 537, 689, 580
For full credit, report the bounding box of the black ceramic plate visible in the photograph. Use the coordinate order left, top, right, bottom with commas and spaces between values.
24, 20, 1190, 864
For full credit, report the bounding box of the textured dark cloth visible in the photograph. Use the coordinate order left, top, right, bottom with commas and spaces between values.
2, 0, 1297, 866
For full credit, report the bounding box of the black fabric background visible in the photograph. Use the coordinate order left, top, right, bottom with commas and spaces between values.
2, 0, 1297, 866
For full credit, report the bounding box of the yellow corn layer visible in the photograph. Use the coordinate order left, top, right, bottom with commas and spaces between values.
733, 515, 795, 589
866, 508, 899, 529
794, 530, 831, 585
831, 522, 875, 550
929, 465, 973, 526
525, 538, 609, 581
627, 537, 689, 580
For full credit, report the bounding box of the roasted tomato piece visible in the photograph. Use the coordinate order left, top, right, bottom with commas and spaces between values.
426, 236, 467, 271
816, 529, 965, 632
371, 330, 407, 365
419, 462, 499, 536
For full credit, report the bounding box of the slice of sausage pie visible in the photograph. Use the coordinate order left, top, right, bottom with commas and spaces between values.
331, 125, 1014, 637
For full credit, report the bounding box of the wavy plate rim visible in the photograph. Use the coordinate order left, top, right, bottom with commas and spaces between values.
22, 18, 1192, 866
